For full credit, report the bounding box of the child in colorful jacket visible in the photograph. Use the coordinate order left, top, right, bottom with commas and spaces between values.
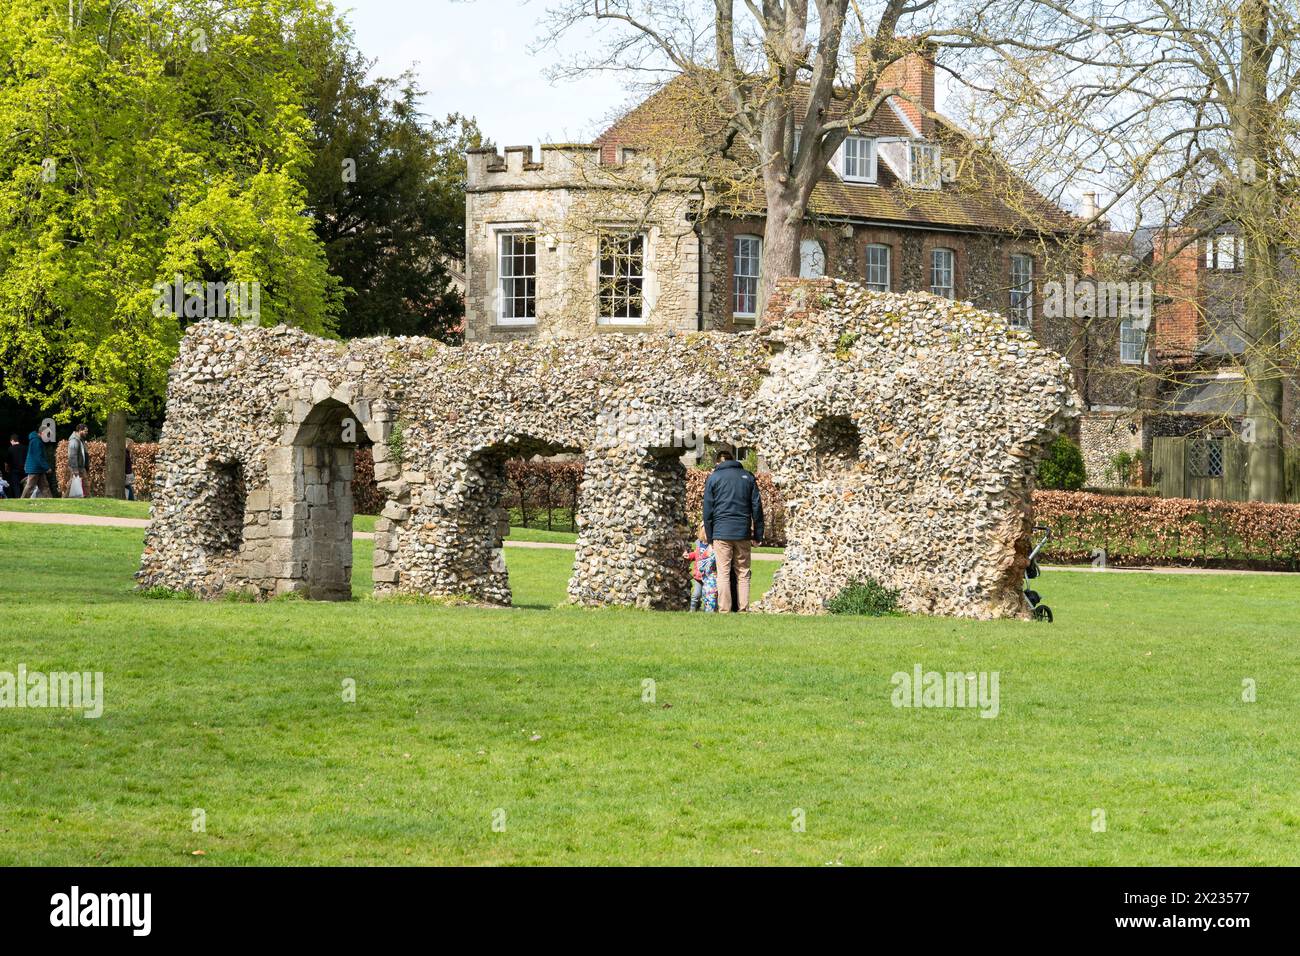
683, 525, 718, 612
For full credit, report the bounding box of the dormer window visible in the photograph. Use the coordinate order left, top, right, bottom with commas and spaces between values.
909, 143, 941, 189
877, 138, 941, 189
838, 135, 877, 183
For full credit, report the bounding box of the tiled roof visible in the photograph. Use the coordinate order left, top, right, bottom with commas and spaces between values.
596, 75, 1076, 235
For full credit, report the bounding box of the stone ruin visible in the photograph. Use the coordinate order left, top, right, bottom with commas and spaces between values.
137, 278, 1080, 619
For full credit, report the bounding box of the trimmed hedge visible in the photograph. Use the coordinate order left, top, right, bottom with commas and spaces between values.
55, 440, 159, 500
503, 459, 584, 532
353, 448, 385, 516
1034, 490, 1300, 570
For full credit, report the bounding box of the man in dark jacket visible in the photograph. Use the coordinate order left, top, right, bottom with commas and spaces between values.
702, 449, 764, 612
21, 429, 50, 498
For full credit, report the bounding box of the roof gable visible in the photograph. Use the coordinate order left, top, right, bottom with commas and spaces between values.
595, 75, 1076, 235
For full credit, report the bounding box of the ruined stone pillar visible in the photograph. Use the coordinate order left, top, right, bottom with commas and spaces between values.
379, 451, 512, 605
569, 447, 690, 610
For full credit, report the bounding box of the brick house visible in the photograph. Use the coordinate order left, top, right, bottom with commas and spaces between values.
463, 50, 1081, 358
1073, 208, 1299, 492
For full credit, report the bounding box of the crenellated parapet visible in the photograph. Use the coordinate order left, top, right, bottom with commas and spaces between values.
466, 143, 654, 192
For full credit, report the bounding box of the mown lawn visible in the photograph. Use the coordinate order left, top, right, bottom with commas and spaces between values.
0, 522, 1296, 866
0, 497, 153, 520
1, 499, 589, 545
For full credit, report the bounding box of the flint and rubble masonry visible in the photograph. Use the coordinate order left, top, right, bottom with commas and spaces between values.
138, 278, 1078, 618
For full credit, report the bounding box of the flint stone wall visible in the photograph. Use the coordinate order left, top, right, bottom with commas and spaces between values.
1078, 411, 1143, 485
138, 278, 1079, 618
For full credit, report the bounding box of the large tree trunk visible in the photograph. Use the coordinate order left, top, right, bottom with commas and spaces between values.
104, 410, 127, 499
1238, 3, 1285, 502
757, 183, 805, 319
1243, 246, 1284, 502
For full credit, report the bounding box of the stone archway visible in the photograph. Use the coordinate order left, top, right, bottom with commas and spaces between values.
468, 435, 583, 605
265, 396, 367, 600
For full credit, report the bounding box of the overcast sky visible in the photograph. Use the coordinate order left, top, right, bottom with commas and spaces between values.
345, 0, 637, 148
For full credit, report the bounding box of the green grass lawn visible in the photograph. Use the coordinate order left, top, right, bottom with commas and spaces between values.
1, 499, 584, 545
0, 522, 1296, 866
0, 497, 153, 520
0, 499, 787, 552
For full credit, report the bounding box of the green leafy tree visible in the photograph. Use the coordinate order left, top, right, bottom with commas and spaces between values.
304, 39, 483, 340
0, 0, 342, 494
1037, 435, 1087, 491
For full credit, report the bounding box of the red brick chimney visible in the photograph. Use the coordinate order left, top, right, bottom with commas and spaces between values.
1152, 230, 1201, 366
863, 43, 936, 136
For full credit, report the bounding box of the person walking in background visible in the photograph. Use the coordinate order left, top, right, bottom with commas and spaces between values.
124, 439, 136, 501
4, 434, 23, 498
20, 429, 50, 498
66, 423, 90, 497
702, 449, 764, 613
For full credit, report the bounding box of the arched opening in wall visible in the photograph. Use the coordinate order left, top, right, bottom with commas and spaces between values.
195, 458, 247, 557
685, 435, 773, 613
477, 436, 583, 607
292, 398, 371, 600
810, 414, 862, 475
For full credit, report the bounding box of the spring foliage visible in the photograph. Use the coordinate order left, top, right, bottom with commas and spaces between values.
0, 0, 342, 421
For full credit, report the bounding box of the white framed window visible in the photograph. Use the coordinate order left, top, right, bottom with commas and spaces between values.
497, 231, 537, 324
864, 243, 890, 292
734, 235, 762, 317
839, 135, 877, 183
930, 248, 955, 297
1119, 316, 1145, 364
909, 142, 941, 189
1204, 234, 1240, 270
799, 239, 826, 278
597, 232, 645, 322
1009, 254, 1033, 329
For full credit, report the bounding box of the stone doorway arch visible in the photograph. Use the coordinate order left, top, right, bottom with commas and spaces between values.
267, 396, 369, 599
436, 434, 584, 606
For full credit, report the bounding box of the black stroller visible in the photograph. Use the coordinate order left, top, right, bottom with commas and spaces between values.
1023, 525, 1053, 622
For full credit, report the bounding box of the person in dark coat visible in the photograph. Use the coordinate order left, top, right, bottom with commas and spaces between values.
701, 449, 764, 612
124, 440, 135, 501
4, 434, 24, 498
20, 430, 50, 498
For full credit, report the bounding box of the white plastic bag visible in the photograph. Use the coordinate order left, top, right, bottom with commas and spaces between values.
67, 475, 84, 499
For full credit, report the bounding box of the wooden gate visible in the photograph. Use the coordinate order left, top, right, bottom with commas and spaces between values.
1151, 437, 1185, 498
1153, 435, 1255, 501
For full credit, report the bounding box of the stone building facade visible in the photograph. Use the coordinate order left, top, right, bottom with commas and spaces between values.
464, 51, 1081, 349
138, 279, 1078, 619
464, 144, 702, 342
1070, 218, 1299, 491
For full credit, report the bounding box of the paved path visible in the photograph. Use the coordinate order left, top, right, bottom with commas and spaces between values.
1, 509, 1291, 574
0, 510, 150, 529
